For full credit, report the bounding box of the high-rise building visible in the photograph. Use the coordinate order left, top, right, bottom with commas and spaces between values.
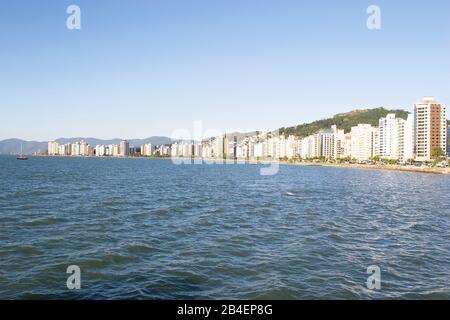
48, 141, 59, 155
213, 135, 229, 159
320, 130, 335, 160
111, 144, 119, 157
343, 133, 352, 158
414, 97, 447, 161
141, 144, 155, 156
79, 140, 88, 156
378, 113, 406, 160
350, 124, 377, 161
58, 144, 66, 156
95, 145, 105, 156
331, 125, 345, 159
119, 140, 130, 157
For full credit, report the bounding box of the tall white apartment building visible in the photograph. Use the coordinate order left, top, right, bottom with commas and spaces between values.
171, 143, 179, 157
414, 97, 447, 161
95, 145, 106, 156
79, 140, 88, 156
378, 113, 406, 160
58, 144, 67, 156
48, 141, 59, 155
350, 124, 377, 161
181, 143, 191, 158
141, 144, 155, 156
254, 140, 268, 159
213, 135, 229, 159
111, 144, 119, 157
71, 142, 80, 156
119, 140, 130, 157
285, 135, 298, 159
320, 130, 335, 160
300, 135, 317, 159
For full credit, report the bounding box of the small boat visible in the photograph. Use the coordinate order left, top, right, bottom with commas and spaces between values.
16, 144, 28, 160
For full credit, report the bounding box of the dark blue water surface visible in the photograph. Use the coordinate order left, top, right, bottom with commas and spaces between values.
0, 155, 449, 299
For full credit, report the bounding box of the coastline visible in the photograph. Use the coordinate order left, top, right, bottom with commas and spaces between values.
293, 162, 450, 175
29, 154, 450, 175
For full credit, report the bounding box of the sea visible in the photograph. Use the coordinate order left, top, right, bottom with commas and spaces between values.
0, 155, 449, 299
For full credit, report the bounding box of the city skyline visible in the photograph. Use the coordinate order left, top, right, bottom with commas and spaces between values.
45, 97, 448, 163
1, 0, 450, 141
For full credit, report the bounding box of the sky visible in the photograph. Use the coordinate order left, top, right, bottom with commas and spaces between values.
1, 0, 449, 141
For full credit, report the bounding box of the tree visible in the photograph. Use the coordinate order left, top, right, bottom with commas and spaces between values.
370, 156, 381, 162
431, 147, 445, 160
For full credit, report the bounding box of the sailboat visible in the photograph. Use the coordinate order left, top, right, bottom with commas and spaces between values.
16, 144, 28, 160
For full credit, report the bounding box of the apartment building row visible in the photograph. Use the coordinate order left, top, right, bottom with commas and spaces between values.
48, 97, 448, 162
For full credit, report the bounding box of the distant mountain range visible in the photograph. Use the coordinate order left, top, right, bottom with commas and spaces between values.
0, 137, 172, 155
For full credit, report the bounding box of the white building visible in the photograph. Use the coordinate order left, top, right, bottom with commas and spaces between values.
58, 144, 66, 156
95, 145, 106, 157
141, 144, 155, 156
378, 113, 406, 160
48, 141, 59, 155
79, 140, 88, 156
119, 140, 130, 157
320, 130, 335, 160
350, 124, 377, 161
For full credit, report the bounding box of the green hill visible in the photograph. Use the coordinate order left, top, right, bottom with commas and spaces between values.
279, 107, 410, 138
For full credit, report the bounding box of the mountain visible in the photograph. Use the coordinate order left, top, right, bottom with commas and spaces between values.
279, 107, 410, 138
0, 136, 173, 155
0, 139, 48, 155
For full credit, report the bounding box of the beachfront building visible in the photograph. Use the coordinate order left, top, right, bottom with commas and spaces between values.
414, 97, 447, 161
119, 140, 130, 157
212, 135, 229, 159
320, 130, 335, 160
48, 141, 59, 155
95, 145, 105, 156
300, 134, 318, 159
331, 125, 346, 159
79, 140, 88, 156
378, 113, 406, 160
350, 124, 377, 161
171, 143, 179, 157
285, 135, 299, 159
141, 143, 155, 156
71, 142, 79, 156
343, 133, 352, 158
111, 144, 119, 157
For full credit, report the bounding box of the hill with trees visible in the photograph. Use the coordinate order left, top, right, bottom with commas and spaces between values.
279, 107, 410, 138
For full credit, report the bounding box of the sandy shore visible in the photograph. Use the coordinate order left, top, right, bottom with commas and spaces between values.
289, 162, 450, 175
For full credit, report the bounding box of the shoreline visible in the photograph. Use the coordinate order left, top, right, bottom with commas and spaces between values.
22, 154, 450, 175
293, 162, 450, 175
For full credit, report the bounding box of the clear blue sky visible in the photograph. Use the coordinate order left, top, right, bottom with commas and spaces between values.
1, 0, 449, 141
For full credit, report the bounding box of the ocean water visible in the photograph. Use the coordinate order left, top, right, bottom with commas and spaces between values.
0, 155, 449, 299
